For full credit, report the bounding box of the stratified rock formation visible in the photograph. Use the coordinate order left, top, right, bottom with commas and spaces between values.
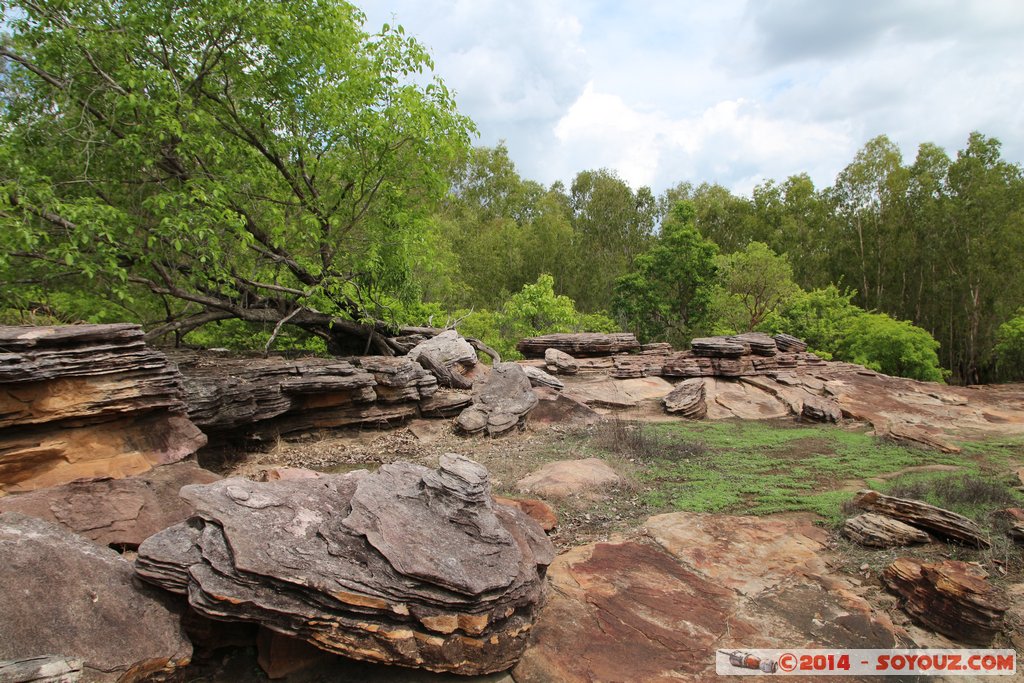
0, 324, 206, 494
516, 333, 640, 358
662, 378, 706, 418
0, 512, 192, 681
0, 460, 219, 548
136, 455, 554, 675
851, 490, 990, 548
881, 558, 1007, 645
171, 351, 437, 441
456, 363, 538, 437
841, 513, 932, 548
513, 331, 1024, 451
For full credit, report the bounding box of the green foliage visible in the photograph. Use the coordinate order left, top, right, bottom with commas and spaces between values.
713, 241, 800, 332
837, 312, 946, 382
994, 309, 1024, 380
185, 319, 327, 355
777, 285, 862, 357
612, 201, 719, 344
456, 275, 617, 360
0, 0, 474, 344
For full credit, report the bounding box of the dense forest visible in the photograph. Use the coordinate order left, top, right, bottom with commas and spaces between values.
2, 0, 1023, 384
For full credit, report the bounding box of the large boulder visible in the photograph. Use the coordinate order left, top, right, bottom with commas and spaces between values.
407, 330, 480, 389
456, 363, 538, 437
0, 324, 206, 494
136, 455, 554, 675
851, 489, 990, 548
662, 378, 706, 418
0, 460, 219, 548
0, 513, 192, 681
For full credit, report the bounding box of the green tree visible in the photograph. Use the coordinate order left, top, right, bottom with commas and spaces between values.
0, 0, 474, 353
993, 309, 1024, 381
456, 274, 616, 360
714, 242, 799, 332
838, 312, 946, 382
776, 285, 861, 358
612, 201, 718, 344
567, 169, 656, 310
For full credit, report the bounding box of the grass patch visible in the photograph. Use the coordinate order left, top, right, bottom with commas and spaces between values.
871, 471, 1024, 522
595, 419, 979, 525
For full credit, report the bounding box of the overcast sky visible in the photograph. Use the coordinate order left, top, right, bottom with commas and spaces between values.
359, 0, 1024, 197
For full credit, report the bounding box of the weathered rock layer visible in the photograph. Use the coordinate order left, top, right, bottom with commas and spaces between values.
136, 455, 554, 675
0, 324, 206, 494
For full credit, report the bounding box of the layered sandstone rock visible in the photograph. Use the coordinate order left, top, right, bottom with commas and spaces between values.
171, 351, 437, 440
662, 378, 707, 418
0, 513, 192, 681
882, 558, 1007, 645
0, 324, 206, 494
516, 333, 640, 358
136, 455, 554, 675
852, 489, 990, 548
842, 513, 932, 548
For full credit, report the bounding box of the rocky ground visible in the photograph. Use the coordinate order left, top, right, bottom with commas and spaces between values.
4, 326, 1024, 682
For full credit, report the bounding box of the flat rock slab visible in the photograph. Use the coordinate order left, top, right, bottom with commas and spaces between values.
516, 458, 622, 499
515, 513, 910, 682
563, 376, 674, 409
0, 513, 191, 682
0, 460, 219, 548
704, 377, 792, 421
527, 387, 600, 426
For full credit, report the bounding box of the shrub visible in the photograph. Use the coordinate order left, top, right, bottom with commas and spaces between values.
993, 308, 1024, 381
837, 312, 946, 382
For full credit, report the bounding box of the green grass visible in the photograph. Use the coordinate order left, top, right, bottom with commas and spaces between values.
595, 419, 984, 525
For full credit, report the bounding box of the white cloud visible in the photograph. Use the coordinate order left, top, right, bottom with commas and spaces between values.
360, 0, 1024, 196
553, 85, 851, 194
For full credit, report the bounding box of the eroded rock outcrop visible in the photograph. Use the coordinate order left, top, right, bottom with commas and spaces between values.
544, 348, 578, 375
172, 351, 437, 441
662, 378, 707, 418
0, 324, 206, 494
842, 512, 932, 548
516, 333, 640, 358
0, 513, 192, 681
407, 330, 481, 389
136, 455, 554, 675
456, 363, 538, 437
881, 558, 1007, 645
852, 489, 990, 548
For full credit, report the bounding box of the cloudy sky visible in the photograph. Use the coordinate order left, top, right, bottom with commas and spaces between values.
359, 0, 1024, 196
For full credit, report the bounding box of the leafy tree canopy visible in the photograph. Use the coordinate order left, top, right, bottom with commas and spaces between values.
612, 201, 718, 345
0, 0, 474, 353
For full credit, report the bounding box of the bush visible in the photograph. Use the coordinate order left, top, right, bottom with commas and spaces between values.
993, 309, 1024, 380
837, 312, 946, 382
777, 285, 861, 357
457, 274, 618, 360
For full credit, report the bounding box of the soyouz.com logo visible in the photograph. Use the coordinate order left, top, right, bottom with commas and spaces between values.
715, 649, 1016, 676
